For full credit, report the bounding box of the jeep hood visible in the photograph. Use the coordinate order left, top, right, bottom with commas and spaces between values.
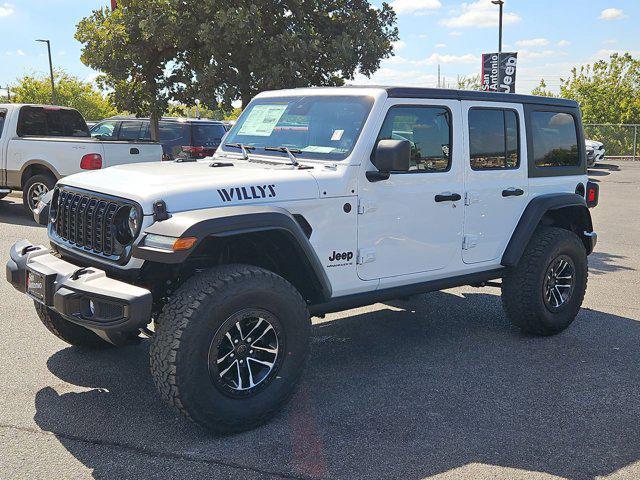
59, 161, 320, 214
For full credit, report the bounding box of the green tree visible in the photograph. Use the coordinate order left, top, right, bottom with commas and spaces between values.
11, 71, 117, 120
456, 74, 482, 91
557, 53, 640, 124
75, 1, 188, 139
181, 0, 398, 108
166, 103, 241, 121
531, 79, 557, 98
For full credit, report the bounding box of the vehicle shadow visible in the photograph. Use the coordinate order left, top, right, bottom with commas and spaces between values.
33, 290, 640, 480
589, 251, 636, 275
0, 197, 42, 228
592, 163, 621, 172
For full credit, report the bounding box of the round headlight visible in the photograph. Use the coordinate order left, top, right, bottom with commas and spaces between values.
128, 207, 140, 237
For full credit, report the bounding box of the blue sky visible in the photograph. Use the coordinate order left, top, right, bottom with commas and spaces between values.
1, 0, 638, 96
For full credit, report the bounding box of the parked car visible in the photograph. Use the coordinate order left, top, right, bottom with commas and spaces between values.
90, 117, 228, 161
0, 104, 163, 212
10, 86, 599, 433
585, 139, 605, 166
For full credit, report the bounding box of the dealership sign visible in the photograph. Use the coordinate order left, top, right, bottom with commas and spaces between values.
481, 52, 518, 93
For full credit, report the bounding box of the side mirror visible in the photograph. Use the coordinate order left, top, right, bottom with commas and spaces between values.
372, 139, 411, 172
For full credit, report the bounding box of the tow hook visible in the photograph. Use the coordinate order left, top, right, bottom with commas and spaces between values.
70, 267, 92, 280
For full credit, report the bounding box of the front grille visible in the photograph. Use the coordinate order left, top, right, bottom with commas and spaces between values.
52, 188, 136, 260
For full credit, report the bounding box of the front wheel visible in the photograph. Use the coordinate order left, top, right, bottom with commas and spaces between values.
150, 264, 310, 433
502, 226, 588, 336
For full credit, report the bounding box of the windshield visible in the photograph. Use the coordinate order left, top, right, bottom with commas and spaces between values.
222, 95, 374, 161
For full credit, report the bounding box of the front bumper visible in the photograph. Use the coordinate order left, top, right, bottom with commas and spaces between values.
6, 240, 152, 340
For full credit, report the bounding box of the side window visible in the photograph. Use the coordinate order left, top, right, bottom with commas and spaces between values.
531, 111, 579, 167
118, 121, 144, 141
16, 107, 89, 137
90, 121, 118, 140
375, 105, 451, 172
0, 109, 6, 138
468, 108, 520, 170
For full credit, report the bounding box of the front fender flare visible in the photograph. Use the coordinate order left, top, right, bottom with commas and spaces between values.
502, 193, 594, 267
132, 205, 332, 300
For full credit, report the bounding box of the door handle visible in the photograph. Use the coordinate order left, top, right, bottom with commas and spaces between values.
502, 188, 524, 197
130, 148, 140, 155
435, 192, 462, 203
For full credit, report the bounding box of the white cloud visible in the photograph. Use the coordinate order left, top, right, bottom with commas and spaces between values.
518, 49, 566, 59
0, 2, 14, 17
57, 50, 67, 57
449, 31, 462, 37
352, 68, 440, 87
435, 43, 446, 49
5, 49, 24, 56
392, 40, 406, 51
417, 34, 429, 39
602, 39, 618, 45
381, 52, 479, 68
516, 38, 550, 47
390, 0, 442, 15
599, 8, 627, 20
441, 0, 521, 28
557, 40, 570, 47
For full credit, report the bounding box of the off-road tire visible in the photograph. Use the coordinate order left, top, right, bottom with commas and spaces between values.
502, 226, 588, 336
23, 173, 56, 214
150, 264, 310, 434
34, 301, 112, 348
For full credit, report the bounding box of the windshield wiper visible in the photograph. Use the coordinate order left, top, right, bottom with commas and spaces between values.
225, 143, 255, 160
264, 146, 302, 167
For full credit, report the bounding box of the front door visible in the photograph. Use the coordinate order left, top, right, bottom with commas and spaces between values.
357, 99, 464, 281
461, 101, 528, 264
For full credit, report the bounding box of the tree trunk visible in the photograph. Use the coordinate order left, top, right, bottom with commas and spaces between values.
149, 112, 160, 142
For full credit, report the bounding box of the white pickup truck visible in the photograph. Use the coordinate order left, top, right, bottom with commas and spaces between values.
0, 104, 163, 212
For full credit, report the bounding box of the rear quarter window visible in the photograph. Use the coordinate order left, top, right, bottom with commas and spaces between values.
17, 106, 90, 137
531, 111, 580, 168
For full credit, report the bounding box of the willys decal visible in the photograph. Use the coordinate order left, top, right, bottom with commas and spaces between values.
218, 184, 276, 202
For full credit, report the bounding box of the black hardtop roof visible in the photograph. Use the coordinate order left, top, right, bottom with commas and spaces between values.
381, 86, 578, 108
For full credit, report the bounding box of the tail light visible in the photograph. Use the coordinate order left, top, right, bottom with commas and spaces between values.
80, 153, 103, 170
586, 181, 599, 208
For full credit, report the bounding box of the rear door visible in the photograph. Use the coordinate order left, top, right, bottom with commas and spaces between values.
461, 101, 528, 264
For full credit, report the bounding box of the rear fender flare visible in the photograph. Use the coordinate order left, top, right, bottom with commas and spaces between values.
502, 193, 594, 267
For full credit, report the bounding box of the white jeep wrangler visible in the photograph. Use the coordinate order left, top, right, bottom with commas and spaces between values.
7, 87, 599, 433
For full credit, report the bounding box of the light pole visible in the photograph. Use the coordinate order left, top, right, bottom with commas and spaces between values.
36, 39, 56, 104
491, 0, 504, 53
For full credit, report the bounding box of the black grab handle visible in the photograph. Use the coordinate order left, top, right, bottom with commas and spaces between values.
130, 148, 140, 155
502, 188, 524, 197
435, 193, 461, 203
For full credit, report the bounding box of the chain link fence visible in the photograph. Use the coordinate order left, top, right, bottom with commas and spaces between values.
583, 124, 638, 160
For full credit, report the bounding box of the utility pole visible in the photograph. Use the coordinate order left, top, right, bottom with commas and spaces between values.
492, 0, 504, 53
36, 39, 56, 104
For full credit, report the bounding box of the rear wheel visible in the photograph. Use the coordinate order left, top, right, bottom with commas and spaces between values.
23, 174, 56, 213
501, 226, 588, 336
34, 302, 112, 348
150, 264, 310, 433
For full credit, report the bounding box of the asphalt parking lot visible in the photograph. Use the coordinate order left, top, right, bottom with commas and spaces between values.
0, 160, 638, 480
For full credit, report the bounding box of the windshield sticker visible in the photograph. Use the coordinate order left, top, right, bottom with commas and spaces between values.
237, 105, 288, 137
217, 184, 276, 202
301, 146, 336, 153
331, 129, 344, 141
